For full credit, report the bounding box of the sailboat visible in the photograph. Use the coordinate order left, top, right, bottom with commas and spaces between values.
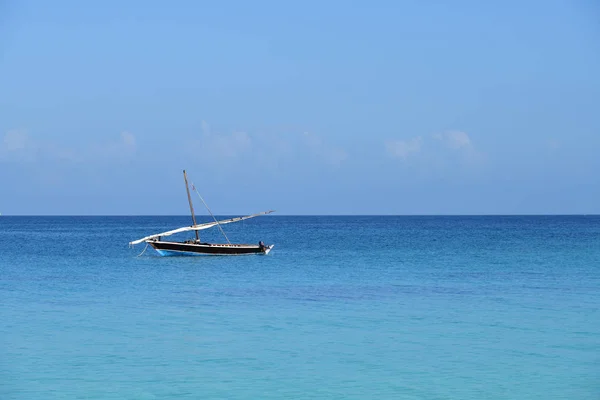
129, 170, 275, 256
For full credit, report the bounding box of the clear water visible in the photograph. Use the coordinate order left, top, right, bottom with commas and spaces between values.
1, 216, 599, 399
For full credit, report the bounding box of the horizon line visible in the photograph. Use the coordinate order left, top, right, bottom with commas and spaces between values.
1, 214, 598, 217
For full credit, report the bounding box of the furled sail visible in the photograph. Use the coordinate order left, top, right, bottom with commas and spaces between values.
129, 210, 274, 246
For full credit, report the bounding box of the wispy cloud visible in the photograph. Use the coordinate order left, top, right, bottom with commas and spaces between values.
121, 131, 136, 148
1, 129, 137, 163
433, 131, 484, 167
433, 131, 472, 149
192, 121, 253, 159
302, 131, 348, 166
1, 129, 37, 162
199, 124, 252, 159
192, 121, 348, 168
385, 130, 485, 176
385, 137, 422, 159
88, 131, 137, 160
387, 131, 478, 158
325, 147, 349, 167
3, 129, 31, 151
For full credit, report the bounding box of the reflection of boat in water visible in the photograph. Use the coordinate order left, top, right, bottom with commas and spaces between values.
129, 170, 274, 256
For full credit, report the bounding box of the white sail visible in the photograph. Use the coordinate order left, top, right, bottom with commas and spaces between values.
129, 210, 274, 246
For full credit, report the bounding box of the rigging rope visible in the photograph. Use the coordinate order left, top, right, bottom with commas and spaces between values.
192, 184, 231, 244
136, 242, 150, 257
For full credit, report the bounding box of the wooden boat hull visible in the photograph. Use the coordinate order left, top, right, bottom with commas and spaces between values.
149, 240, 273, 256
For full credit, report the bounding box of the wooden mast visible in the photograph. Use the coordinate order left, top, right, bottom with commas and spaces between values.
183, 170, 199, 241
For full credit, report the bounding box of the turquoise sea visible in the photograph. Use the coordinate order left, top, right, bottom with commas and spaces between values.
1, 216, 599, 399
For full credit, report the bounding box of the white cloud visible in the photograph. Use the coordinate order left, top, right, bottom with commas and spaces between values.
3, 130, 31, 151
192, 123, 348, 168
385, 137, 422, 159
386, 130, 485, 177
303, 131, 322, 149
0, 130, 38, 162
434, 131, 472, 149
197, 121, 252, 159
90, 131, 137, 160
121, 131, 136, 148
326, 147, 349, 166
201, 120, 211, 136
433, 131, 483, 165
212, 131, 252, 158
302, 131, 348, 166
45, 144, 81, 162
1, 129, 137, 163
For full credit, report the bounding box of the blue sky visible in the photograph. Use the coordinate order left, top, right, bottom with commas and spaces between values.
1, 0, 599, 215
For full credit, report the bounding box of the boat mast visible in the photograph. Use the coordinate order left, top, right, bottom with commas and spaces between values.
183, 170, 200, 241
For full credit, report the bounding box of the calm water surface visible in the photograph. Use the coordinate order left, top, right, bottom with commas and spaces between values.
1, 216, 599, 399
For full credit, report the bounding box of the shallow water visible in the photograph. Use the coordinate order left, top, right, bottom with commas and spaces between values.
1, 216, 599, 399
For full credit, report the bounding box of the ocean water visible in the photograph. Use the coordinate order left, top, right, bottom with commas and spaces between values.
1, 215, 599, 399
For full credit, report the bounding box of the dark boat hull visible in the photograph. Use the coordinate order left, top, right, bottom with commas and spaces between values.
149, 240, 273, 256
